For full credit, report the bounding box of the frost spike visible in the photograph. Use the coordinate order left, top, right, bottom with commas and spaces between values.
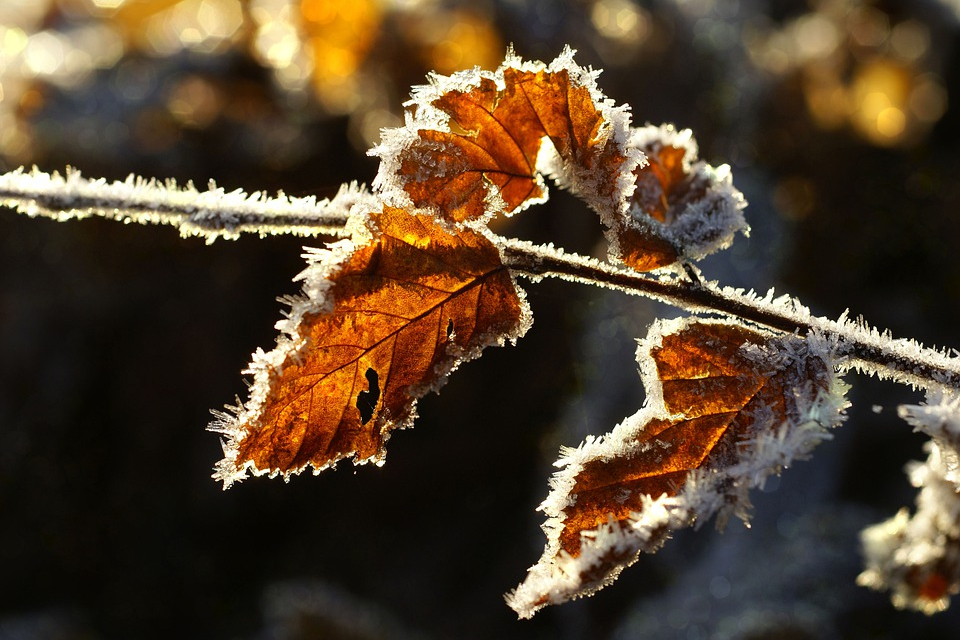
0, 166, 370, 243
507, 318, 848, 618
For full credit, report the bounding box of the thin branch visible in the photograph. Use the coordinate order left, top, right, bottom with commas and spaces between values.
0, 166, 372, 243
3, 166, 956, 391
498, 237, 960, 392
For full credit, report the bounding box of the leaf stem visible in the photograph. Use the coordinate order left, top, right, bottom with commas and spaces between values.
498, 237, 960, 392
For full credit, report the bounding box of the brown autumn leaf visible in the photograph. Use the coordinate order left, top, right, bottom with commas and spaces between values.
508, 318, 846, 617
613, 132, 689, 270
612, 124, 748, 272
614, 225, 683, 273
212, 206, 529, 487
390, 54, 631, 222
556, 323, 785, 556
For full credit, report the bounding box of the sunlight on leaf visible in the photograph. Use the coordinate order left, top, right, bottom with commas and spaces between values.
211, 206, 530, 487
612, 124, 748, 271
375, 47, 638, 226
508, 319, 847, 617
396, 66, 618, 221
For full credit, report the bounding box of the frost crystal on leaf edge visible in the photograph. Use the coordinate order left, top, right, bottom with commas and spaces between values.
370, 46, 644, 226
209, 206, 533, 489
506, 317, 849, 618
858, 390, 960, 613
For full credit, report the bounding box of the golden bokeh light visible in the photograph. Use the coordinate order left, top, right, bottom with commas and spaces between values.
0, 0, 515, 159
890, 20, 930, 63
166, 74, 224, 128
743, 1, 946, 148
591, 0, 650, 45
250, 0, 304, 70
850, 60, 910, 142
0, 0, 950, 166
417, 9, 502, 74
301, 0, 381, 113
909, 75, 949, 124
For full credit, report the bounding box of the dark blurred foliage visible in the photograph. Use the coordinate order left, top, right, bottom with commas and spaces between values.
2, 1, 960, 639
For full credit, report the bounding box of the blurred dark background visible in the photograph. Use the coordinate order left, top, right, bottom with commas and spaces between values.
2, 1, 960, 638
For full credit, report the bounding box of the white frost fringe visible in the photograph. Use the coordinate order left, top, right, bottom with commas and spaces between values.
0, 166, 374, 242
506, 318, 849, 618
208, 206, 534, 489
209, 234, 363, 489
370, 46, 644, 224
613, 123, 749, 264
857, 390, 960, 613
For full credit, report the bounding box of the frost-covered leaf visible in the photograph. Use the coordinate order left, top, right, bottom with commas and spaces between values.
610, 124, 749, 271
858, 390, 960, 613
211, 206, 530, 488
373, 47, 640, 224
507, 318, 848, 618
899, 389, 960, 470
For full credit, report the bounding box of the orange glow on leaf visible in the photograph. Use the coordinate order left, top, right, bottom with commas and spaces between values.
557, 323, 820, 557
918, 571, 950, 603
230, 207, 526, 478
615, 137, 692, 271
615, 128, 745, 272
632, 144, 688, 224
398, 66, 622, 222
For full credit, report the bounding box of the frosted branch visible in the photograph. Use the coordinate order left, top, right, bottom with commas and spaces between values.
497, 237, 960, 392
0, 167, 374, 243
3, 165, 956, 393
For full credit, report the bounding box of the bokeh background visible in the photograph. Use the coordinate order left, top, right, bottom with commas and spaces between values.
2, 1, 960, 638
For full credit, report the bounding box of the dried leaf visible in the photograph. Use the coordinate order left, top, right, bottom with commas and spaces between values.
611, 124, 749, 271
508, 319, 847, 618
858, 390, 960, 613
376, 48, 638, 224
212, 207, 529, 487
613, 223, 684, 272
632, 139, 689, 225
554, 324, 767, 556
401, 74, 548, 222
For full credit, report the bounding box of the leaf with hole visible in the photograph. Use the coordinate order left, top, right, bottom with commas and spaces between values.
211, 206, 530, 487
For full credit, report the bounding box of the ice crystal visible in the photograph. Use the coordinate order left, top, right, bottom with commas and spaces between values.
858, 390, 960, 613
507, 319, 848, 618
0, 166, 372, 243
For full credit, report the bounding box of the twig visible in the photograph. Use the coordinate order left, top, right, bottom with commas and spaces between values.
0, 166, 369, 243
3, 166, 956, 391
498, 237, 960, 392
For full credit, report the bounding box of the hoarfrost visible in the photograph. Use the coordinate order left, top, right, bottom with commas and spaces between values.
708, 283, 960, 392
370, 46, 643, 225
608, 123, 749, 266
857, 390, 960, 613
0, 166, 370, 242
507, 317, 849, 618
899, 389, 960, 459
209, 207, 533, 489
535, 49, 642, 222
210, 232, 364, 489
